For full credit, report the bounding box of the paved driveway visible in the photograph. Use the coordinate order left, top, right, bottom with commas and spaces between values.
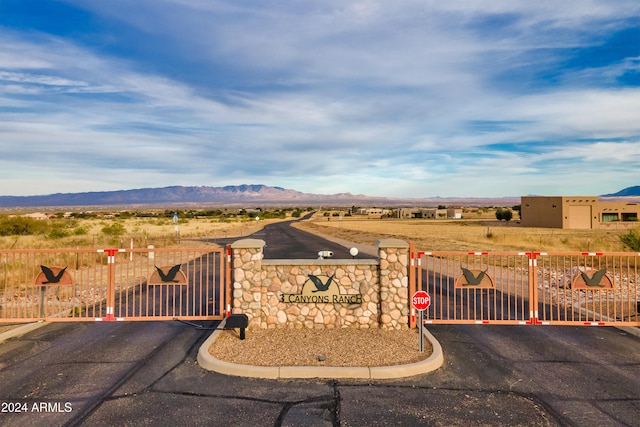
0, 220, 638, 426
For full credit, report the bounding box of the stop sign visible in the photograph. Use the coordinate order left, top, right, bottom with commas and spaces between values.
412, 290, 431, 311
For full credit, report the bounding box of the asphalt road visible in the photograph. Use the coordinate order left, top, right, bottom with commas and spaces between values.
214, 214, 376, 260
0, 220, 638, 426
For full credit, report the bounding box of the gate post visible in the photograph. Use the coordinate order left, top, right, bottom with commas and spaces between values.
225, 244, 232, 317
230, 239, 266, 329
98, 249, 124, 321
408, 242, 417, 329
527, 251, 542, 325
377, 238, 410, 330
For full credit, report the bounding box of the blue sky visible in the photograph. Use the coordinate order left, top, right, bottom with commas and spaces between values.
1, 1, 639, 198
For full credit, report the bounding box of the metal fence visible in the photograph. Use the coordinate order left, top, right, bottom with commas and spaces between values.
410, 246, 640, 328
2, 244, 638, 328
0, 247, 228, 322
536, 252, 640, 325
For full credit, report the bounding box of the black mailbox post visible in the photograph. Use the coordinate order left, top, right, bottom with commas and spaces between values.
225, 314, 249, 340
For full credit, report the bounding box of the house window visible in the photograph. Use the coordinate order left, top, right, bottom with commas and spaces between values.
602, 213, 619, 222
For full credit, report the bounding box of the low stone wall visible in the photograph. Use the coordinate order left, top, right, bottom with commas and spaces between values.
231, 238, 409, 330
261, 260, 379, 329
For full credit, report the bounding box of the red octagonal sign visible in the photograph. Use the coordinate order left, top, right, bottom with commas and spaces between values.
412, 290, 431, 311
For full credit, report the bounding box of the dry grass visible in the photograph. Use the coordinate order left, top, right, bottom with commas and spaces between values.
0, 217, 291, 250
297, 213, 631, 252
4, 207, 634, 252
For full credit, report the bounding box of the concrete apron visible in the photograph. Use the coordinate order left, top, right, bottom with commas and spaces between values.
197, 320, 444, 380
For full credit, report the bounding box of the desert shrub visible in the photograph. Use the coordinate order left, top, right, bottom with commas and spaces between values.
260, 209, 287, 219
47, 220, 79, 239
101, 223, 126, 238
495, 208, 513, 222
620, 228, 640, 251
101, 223, 126, 245
73, 226, 89, 235
0, 216, 48, 236
47, 227, 70, 239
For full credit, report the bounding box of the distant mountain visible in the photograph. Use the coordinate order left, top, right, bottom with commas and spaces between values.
602, 186, 640, 197
0, 185, 313, 208
0, 184, 520, 209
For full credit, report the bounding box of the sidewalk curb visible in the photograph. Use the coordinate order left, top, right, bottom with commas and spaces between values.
197, 319, 444, 380
0, 321, 47, 344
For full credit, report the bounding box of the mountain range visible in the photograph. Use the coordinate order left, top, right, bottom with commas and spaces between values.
603, 186, 640, 197
0, 184, 518, 208
0, 184, 637, 209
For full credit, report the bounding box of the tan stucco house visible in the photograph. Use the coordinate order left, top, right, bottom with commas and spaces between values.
521, 196, 640, 229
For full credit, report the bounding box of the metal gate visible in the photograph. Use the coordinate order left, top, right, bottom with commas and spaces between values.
535, 252, 640, 326
411, 250, 534, 326
0, 247, 230, 322
410, 247, 639, 328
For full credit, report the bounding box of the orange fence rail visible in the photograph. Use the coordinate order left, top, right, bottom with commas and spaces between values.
1, 247, 228, 322
410, 249, 639, 327
3, 245, 638, 328
536, 252, 640, 326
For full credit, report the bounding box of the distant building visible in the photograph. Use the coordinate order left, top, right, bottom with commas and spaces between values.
354, 208, 391, 217
398, 208, 462, 219
521, 196, 640, 229
447, 208, 463, 219
20, 212, 52, 220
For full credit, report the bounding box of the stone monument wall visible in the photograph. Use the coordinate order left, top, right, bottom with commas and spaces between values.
230, 238, 409, 330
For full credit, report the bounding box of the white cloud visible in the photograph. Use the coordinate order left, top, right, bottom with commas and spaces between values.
536, 141, 640, 164
0, 1, 638, 197
0, 71, 88, 87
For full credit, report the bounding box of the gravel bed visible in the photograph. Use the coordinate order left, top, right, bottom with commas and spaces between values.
209, 327, 432, 367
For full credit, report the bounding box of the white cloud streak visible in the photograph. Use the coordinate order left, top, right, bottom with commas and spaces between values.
0, 1, 638, 197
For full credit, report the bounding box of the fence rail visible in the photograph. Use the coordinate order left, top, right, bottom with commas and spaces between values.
1, 247, 228, 322
410, 246, 640, 328
2, 245, 638, 328
536, 252, 640, 325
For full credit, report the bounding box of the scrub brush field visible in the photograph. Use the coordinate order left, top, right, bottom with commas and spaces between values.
295, 212, 634, 253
